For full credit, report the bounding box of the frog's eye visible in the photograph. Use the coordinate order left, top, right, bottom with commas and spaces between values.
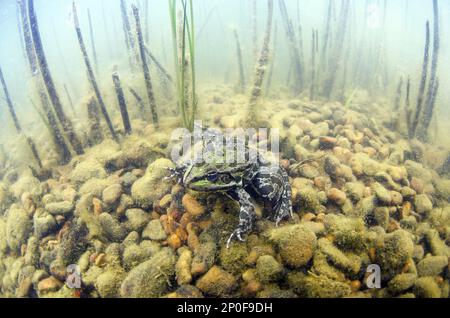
206, 172, 219, 182
220, 174, 231, 184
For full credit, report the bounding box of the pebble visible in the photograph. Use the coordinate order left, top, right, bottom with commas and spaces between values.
142, 219, 167, 241
102, 184, 122, 206
327, 188, 347, 206
182, 194, 206, 217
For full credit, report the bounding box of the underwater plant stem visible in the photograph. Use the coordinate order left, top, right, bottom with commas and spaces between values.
87, 97, 103, 144
310, 29, 316, 101
0, 66, 43, 168
419, 0, 440, 141
87, 9, 99, 75
278, 0, 303, 94
265, 23, 278, 96
320, 0, 333, 73
72, 1, 117, 141
112, 72, 132, 135
144, 45, 173, 83
18, 0, 38, 75
129, 87, 147, 118
168, 0, 197, 131
233, 29, 246, 93
132, 4, 159, 127
120, 0, 138, 70
246, 0, 274, 127
410, 21, 430, 139
20, 0, 71, 164
322, 0, 350, 99
394, 76, 404, 111
28, 0, 84, 156
63, 83, 76, 114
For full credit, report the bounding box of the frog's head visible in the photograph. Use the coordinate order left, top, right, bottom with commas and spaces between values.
183, 162, 240, 192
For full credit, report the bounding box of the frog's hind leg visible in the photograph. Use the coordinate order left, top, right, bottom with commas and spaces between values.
273, 168, 293, 226
226, 188, 256, 248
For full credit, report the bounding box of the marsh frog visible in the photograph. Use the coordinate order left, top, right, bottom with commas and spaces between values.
168, 128, 292, 247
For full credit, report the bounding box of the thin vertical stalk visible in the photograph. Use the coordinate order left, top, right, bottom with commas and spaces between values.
87, 9, 99, 75
63, 83, 76, 114
322, 0, 349, 99
129, 87, 147, 118
265, 23, 278, 96
132, 4, 159, 126
28, 0, 84, 155
20, 0, 71, 164
112, 72, 132, 135
278, 0, 303, 94
73, 1, 117, 141
394, 76, 404, 111
310, 29, 316, 101
144, 45, 173, 83
233, 29, 246, 93
87, 97, 103, 144
419, 0, 440, 141
0, 66, 42, 168
120, 0, 138, 70
246, 0, 274, 127
410, 21, 430, 139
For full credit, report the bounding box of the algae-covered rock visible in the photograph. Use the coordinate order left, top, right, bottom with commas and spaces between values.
195, 266, 237, 297
413, 277, 441, 298
435, 179, 450, 201
317, 238, 361, 276
324, 214, 365, 251
268, 224, 317, 268
98, 213, 126, 242
45, 201, 74, 216
33, 209, 57, 239
414, 194, 433, 215
219, 242, 248, 275
120, 248, 176, 297
95, 268, 125, 298
102, 184, 123, 207
288, 271, 352, 298
176, 248, 193, 285
125, 208, 150, 232
417, 255, 448, 277
142, 219, 167, 241
122, 244, 151, 271
387, 273, 417, 295
375, 230, 414, 278
0, 218, 9, 255
6, 206, 32, 252
191, 241, 217, 277
70, 159, 107, 185
131, 158, 175, 207
256, 255, 283, 283
294, 186, 323, 213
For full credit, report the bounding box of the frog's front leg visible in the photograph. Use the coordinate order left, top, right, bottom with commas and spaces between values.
273, 168, 293, 226
226, 188, 256, 248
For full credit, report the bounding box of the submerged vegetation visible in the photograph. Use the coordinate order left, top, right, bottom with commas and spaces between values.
0, 0, 449, 299
169, 0, 197, 131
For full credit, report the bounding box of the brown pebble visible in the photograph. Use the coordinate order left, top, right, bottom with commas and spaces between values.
319, 136, 337, 149
37, 276, 63, 294
350, 280, 361, 292
167, 234, 182, 250
244, 280, 262, 296
327, 188, 347, 206
182, 194, 206, 217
